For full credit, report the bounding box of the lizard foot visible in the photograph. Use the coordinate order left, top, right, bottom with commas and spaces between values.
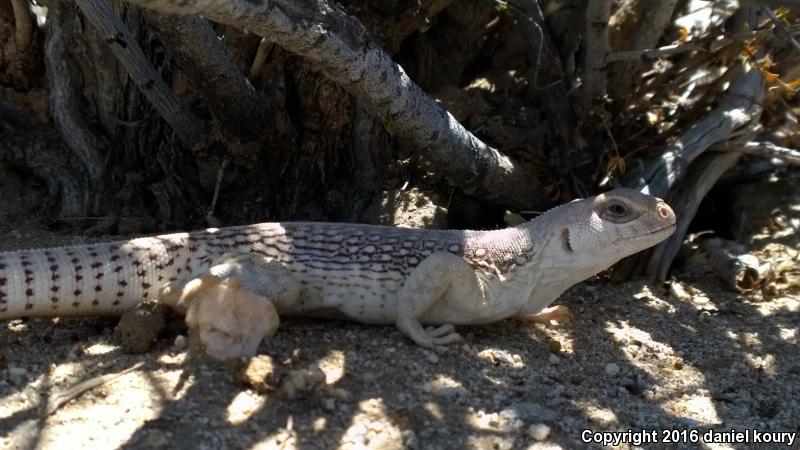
519, 305, 572, 325
398, 319, 462, 347
172, 275, 281, 361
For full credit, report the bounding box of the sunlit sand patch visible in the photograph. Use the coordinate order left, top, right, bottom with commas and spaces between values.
35, 371, 162, 449
339, 398, 403, 449
83, 342, 118, 356
226, 390, 266, 425
665, 395, 721, 425
424, 401, 444, 420
318, 349, 346, 384
778, 326, 797, 343
49, 362, 83, 385
572, 401, 619, 426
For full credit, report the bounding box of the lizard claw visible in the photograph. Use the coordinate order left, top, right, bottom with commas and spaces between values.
399, 318, 462, 347
425, 324, 462, 344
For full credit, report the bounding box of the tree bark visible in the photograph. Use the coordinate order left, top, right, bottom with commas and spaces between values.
121, 0, 546, 210
73, 0, 207, 149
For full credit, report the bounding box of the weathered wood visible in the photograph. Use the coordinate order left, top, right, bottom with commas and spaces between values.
143, 12, 267, 143
73, 0, 208, 149
121, 0, 546, 210
628, 64, 764, 198
715, 141, 800, 166
10, 0, 32, 49
43, 2, 107, 187
582, 0, 611, 110
702, 238, 772, 292
608, 0, 678, 98
639, 3, 767, 280
646, 151, 742, 281
0, 101, 89, 218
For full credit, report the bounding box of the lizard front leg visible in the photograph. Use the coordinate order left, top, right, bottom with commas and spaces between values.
159, 253, 301, 360
396, 252, 482, 347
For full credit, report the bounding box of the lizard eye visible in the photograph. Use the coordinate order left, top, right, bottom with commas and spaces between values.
607, 203, 627, 216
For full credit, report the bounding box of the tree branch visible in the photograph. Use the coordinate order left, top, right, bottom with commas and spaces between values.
144, 12, 268, 144
646, 151, 742, 281
627, 63, 764, 198
43, 2, 106, 187
715, 140, 800, 165
582, 0, 612, 110
120, 0, 543, 209
622, 2, 766, 281
608, 0, 678, 98
10, 0, 33, 49
73, 0, 208, 149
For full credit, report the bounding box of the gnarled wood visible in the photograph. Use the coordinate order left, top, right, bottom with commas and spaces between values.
121, 0, 546, 210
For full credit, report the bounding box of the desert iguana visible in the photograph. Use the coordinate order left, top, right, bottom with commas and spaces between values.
0, 189, 675, 354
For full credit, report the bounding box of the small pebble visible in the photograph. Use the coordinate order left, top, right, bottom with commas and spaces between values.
605, 363, 620, 377
547, 340, 562, 353
322, 398, 336, 411
669, 282, 691, 300
174, 335, 188, 350
424, 352, 439, 364
548, 354, 559, 365
692, 296, 710, 305
7, 366, 27, 378
527, 423, 551, 441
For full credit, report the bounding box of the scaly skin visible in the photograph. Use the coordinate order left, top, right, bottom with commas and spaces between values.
0, 188, 675, 347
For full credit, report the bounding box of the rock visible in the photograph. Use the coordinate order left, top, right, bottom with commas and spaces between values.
173, 334, 188, 350
229, 354, 279, 393
549, 354, 560, 365
669, 282, 691, 300
280, 365, 325, 398
7, 366, 27, 384
114, 300, 166, 354
500, 402, 556, 423
692, 296, 710, 305
424, 351, 439, 364
527, 423, 551, 441
548, 340, 562, 353
605, 363, 620, 377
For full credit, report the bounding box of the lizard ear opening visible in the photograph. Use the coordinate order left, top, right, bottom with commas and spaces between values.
561, 228, 574, 253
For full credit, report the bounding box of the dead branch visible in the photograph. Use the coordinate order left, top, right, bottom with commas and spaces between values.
249, 38, 274, 79
606, 43, 705, 63
73, 0, 207, 149
582, 0, 612, 110
43, 362, 144, 417
762, 4, 800, 51
144, 12, 267, 143
628, 62, 764, 198
122, 0, 544, 209
608, 0, 678, 98
10, 0, 32, 49
43, 2, 106, 187
702, 237, 772, 292
646, 151, 742, 281
716, 141, 800, 165
638, 3, 766, 281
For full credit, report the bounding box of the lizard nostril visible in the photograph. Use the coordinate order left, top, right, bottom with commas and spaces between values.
658, 205, 670, 218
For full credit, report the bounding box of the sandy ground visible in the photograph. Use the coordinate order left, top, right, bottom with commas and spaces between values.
1, 181, 799, 450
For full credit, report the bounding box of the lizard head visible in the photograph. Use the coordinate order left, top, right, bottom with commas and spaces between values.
556, 188, 676, 267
